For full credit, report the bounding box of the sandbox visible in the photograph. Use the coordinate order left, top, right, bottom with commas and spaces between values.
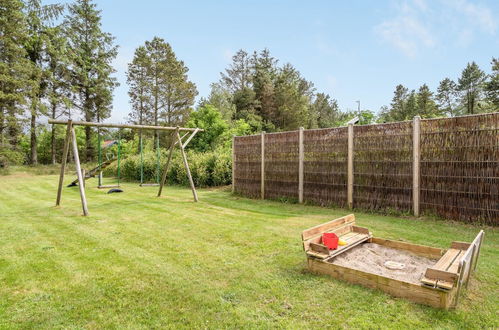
302, 214, 484, 309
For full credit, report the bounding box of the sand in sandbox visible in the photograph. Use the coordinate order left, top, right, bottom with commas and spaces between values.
329, 243, 438, 284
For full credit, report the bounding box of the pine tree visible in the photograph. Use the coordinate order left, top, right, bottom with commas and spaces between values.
23, 0, 64, 164
310, 93, 340, 128
416, 84, 440, 118
436, 78, 459, 116
221, 50, 252, 93
379, 84, 409, 122
138, 37, 197, 147
0, 0, 31, 165
64, 0, 118, 161
46, 25, 71, 164
457, 62, 486, 115
484, 58, 499, 109
127, 46, 151, 151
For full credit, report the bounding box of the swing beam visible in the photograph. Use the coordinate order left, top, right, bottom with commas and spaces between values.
50, 119, 203, 216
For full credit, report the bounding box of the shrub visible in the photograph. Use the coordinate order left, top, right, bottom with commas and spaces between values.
103, 148, 232, 187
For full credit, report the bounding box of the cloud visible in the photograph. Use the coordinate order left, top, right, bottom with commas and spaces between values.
374, 0, 435, 57
446, 0, 497, 34
374, 0, 497, 57
375, 15, 435, 57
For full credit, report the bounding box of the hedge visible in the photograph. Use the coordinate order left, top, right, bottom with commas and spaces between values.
103, 148, 232, 187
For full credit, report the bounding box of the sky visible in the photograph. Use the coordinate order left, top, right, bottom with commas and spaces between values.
50, 0, 499, 123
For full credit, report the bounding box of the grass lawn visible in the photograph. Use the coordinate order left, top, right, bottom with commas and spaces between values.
0, 171, 498, 329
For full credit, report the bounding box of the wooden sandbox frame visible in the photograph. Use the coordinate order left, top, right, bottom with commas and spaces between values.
302, 214, 484, 309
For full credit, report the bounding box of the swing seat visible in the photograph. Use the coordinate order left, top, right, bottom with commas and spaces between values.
107, 188, 123, 194
139, 183, 159, 187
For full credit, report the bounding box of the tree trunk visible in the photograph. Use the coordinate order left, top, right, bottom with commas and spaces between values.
30, 112, 38, 165
51, 103, 57, 164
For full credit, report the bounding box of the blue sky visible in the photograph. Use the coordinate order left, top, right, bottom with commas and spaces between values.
52, 0, 499, 122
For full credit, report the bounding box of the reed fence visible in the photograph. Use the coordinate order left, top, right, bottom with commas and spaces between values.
232, 112, 498, 225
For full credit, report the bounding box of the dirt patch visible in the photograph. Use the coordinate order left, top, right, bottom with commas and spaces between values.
329, 243, 438, 284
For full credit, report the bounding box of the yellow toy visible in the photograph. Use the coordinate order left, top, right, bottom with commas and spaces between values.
338, 239, 348, 246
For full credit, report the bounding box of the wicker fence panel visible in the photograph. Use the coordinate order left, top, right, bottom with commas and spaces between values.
264, 131, 299, 200
353, 122, 413, 212
233, 135, 261, 198
303, 127, 348, 207
420, 114, 499, 225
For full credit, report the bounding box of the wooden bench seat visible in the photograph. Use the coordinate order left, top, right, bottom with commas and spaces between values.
421, 230, 484, 291
302, 214, 372, 260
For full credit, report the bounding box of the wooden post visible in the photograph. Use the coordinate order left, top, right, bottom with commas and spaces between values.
413, 116, 421, 217
82, 169, 86, 188
176, 129, 198, 202
347, 123, 354, 209
56, 120, 73, 206
158, 130, 178, 197
71, 126, 89, 216
232, 135, 236, 193
298, 127, 304, 203
261, 131, 265, 200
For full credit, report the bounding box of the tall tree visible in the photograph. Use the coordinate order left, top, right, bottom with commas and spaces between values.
23, 0, 64, 164
127, 46, 151, 151
64, 0, 118, 161
0, 0, 31, 164
220, 50, 252, 93
310, 93, 340, 128
484, 58, 499, 109
273, 63, 314, 130
416, 84, 440, 118
379, 84, 409, 122
45, 25, 71, 164
436, 78, 459, 116
139, 37, 197, 147
203, 83, 236, 121
457, 62, 486, 115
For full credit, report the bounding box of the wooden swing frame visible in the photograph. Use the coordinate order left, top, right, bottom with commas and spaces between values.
50, 119, 202, 216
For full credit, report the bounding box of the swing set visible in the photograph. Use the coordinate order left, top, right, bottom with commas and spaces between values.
49, 119, 202, 216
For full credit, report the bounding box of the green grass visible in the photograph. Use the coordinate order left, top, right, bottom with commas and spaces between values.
0, 171, 498, 329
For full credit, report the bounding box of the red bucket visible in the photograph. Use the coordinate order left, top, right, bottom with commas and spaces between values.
322, 233, 339, 250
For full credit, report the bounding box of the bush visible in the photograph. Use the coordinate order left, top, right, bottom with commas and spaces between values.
103, 148, 232, 187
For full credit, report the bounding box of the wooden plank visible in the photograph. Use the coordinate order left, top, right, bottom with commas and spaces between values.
413, 115, 420, 217
424, 268, 458, 283
327, 234, 371, 259
71, 127, 88, 216
433, 249, 461, 271
157, 130, 178, 197
261, 131, 265, 200
371, 237, 444, 258
451, 241, 471, 250
309, 242, 330, 255
307, 258, 452, 309
49, 119, 202, 132
176, 129, 198, 202
139, 183, 159, 187
56, 120, 72, 206
182, 128, 199, 149
473, 230, 484, 270
352, 225, 370, 235
302, 214, 355, 241
298, 127, 304, 203
347, 123, 353, 209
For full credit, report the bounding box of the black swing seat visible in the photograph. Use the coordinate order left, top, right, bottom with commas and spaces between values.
107, 188, 123, 194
